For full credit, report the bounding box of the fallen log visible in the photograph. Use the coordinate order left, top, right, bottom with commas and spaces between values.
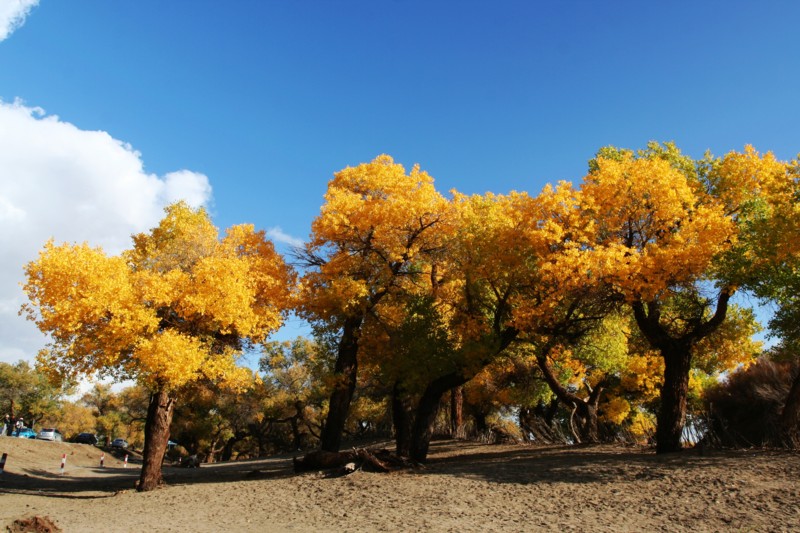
293, 448, 418, 474
293, 449, 358, 473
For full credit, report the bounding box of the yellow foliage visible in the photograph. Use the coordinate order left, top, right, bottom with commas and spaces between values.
620, 353, 664, 402
712, 145, 787, 216
43, 401, 95, 440
600, 395, 631, 425
582, 155, 735, 301
628, 409, 656, 440
134, 331, 205, 389
714, 147, 800, 264
694, 305, 761, 374
23, 202, 293, 393
301, 155, 449, 322
465, 362, 515, 407
129, 202, 219, 272
548, 346, 587, 389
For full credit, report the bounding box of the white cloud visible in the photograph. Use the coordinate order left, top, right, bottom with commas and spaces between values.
266, 226, 305, 249
162, 170, 213, 207
0, 0, 38, 42
0, 99, 213, 364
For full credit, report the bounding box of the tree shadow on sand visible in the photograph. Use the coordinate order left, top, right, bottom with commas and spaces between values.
0, 468, 140, 498
3, 440, 777, 497
0, 454, 299, 498
420, 440, 752, 485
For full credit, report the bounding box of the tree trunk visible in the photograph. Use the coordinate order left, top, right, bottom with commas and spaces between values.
221, 436, 238, 462
575, 401, 600, 444
473, 410, 489, 435
291, 400, 306, 450
450, 386, 464, 438
409, 386, 443, 462
519, 399, 561, 444
779, 366, 800, 448
407, 327, 517, 462
5, 400, 13, 436
138, 389, 175, 492
391, 383, 413, 457
206, 438, 218, 463
409, 372, 469, 462
655, 350, 692, 454
535, 346, 603, 444
221, 428, 251, 461
320, 317, 362, 452
631, 290, 732, 455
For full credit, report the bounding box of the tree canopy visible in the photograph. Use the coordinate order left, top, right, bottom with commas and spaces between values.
22, 202, 294, 490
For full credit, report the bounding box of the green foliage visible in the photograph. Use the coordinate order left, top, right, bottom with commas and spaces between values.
0, 360, 73, 425
570, 312, 630, 376
375, 296, 457, 394
259, 337, 330, 440
79, 383, 148, 445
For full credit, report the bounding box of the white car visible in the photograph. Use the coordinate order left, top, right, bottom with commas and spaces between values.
37, 428, 63, 442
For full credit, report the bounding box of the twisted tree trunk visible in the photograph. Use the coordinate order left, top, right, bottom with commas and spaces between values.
536, 345, 605, 444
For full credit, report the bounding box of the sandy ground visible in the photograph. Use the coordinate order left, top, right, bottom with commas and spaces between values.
1, 436, 798, 532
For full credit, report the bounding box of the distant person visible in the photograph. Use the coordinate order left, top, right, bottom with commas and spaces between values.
15, 417, 24, 436
1, 414, 9, 436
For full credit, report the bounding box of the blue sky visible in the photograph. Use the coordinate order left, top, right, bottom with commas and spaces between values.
1, 0, 799, 362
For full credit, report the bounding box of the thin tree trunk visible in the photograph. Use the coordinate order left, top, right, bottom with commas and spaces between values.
779, 367, 800, 448
5, 400, 13, 435
220, 436, 238, 462
655, 350, 693, 453
206, 438, 218, 463
320, 316, 362, 452
450, 386, 464, 438
138, 389, 175, 492
391, 383, 414, 457
291, 400, 306, 450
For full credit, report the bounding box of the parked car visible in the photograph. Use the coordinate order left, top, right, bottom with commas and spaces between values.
111, 438, 128, 449
37, 428, 63, 442
16, 427, 36, 439
74, 432, 98, 445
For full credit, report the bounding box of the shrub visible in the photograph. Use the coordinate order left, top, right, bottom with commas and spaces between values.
704, 358, 798, 447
